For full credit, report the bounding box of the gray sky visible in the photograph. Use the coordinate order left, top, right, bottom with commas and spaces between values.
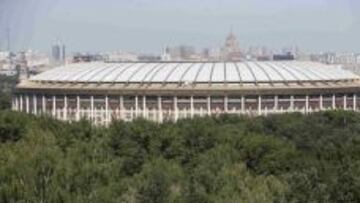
1, 0, 359, 54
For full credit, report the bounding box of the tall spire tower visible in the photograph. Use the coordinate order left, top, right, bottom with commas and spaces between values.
221, 29, 242, 61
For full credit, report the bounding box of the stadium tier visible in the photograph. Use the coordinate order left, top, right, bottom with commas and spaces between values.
14, 61, 360, 124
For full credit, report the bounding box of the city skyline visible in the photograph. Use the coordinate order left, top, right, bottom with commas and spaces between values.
1, 0, 360, 53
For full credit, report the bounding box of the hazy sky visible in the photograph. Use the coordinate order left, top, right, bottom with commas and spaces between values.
1, 0, 359, 54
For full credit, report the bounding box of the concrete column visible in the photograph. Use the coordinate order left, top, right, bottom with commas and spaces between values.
12, 96, 16, 111
33, 94, 37, 115
25, 95, 30, 114
158, 96, 163, 122
190, 96, 194, 118
305, 95, 309, 113
142, 96, 147, 118
120, 96, 124, 120
15, 96, 19, 111
64, 95, 68, 120
91, 96, 94, 121
241, 96, 245, 114
76, 96, 80, 121
135, 96, 139, 118
11, 97, 15, 111
319, 95, 323, 110
13, 96, 16, 111
14, 96, 18, 111
42, 95, 46, 114
207, 96, 211, 115
224, 95, 228, 113
332, 94, 336, 109
14, 97, 17, 111
353, 94, 357, 111
274, 95, 279, 111
17, 96, 20, 111
52, 95, 56, 117
290, 95, 294, 111
343, 95, 347, 110
258, 95, 262, 115
20, 95, 23, 112
174, 96, 178, 121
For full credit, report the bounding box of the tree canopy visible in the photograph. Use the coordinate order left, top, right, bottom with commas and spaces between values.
0, 110, 360, 202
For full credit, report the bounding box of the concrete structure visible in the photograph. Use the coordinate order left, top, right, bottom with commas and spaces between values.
51, 42, 66, 66
221, 31, 242, 61
166, 45, 197, 61
104, 51, 138, 62
13, 61, 360, 125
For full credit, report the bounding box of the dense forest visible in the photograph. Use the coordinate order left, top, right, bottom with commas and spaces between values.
0, 75, 17, 110
1, 108, 360, 202
0, 75, 359, 202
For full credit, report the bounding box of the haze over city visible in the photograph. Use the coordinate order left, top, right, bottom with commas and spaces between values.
1, 0, 360, 53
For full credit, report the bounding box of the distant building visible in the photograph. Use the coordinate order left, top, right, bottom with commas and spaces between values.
207, 48, 221, 61
201, 48, 210, 59
103, 51, 138, 62
161, 47, 172, 61
0, 51, 11, 61
334, 53, 357, 64
62, 44, 66, 62
166, 45, 196, 61
51, 42, 66, 66
16, 51, 29, 80
73, 53, 104, 63
309, 52, 359, 65
273, 52, 295, 61
249, 46, 270, 58
20, 50, 51, 72
51, 44, 60, 63
0, 69, 17, 76
257, 56, 272, 61
138, 55, 161, 62
221, 31, 243, 61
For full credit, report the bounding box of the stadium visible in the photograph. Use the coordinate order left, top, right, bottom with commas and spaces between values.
13, 61, 360, 124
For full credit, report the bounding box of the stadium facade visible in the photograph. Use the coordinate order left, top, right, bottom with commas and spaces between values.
13, 61, 360, 124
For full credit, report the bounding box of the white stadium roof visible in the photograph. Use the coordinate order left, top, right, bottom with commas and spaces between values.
31, 61, 359, 84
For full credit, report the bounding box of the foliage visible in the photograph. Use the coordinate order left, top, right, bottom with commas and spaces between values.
0, 110, 360, 202
0, 75, 17, 110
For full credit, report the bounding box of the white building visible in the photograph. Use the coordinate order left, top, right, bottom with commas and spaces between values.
0, 51, 11, 61
335, 53, 357, 64
14, 61, 360, 125
104, 51, 138, 62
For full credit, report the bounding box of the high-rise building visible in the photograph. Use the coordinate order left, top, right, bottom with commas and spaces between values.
51, 42, 66, 66
16, 51, 29, 80
221, 31, 242, 61
161, 46, 172, 61
62, 44, 66, 63
51, 44, 60, 62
